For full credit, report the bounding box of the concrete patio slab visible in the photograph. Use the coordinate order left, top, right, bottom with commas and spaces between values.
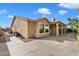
6, 33, 79, 56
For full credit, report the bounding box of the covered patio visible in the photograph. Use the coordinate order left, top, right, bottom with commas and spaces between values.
50, 22, 67, 36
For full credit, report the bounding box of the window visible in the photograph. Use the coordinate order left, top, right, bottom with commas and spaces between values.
39, 24, 44, 33
45, 24, 49, 33
45, 29, 49, 32
39, 24, 49, 33
45, 24, 48, 26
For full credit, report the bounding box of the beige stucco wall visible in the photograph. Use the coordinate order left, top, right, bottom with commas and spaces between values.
11, 17, 28, 39
35, 19, 50, 38
28, 22, 36, 38
50, 24, 56, 35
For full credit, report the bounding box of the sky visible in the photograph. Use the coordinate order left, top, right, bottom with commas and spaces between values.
0, 3, 79, 28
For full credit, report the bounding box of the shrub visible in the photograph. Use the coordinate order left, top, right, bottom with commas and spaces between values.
0, 29, 4, 36
14, 31, 22, 37
67, 29, 73, 33
74, 28, 79, 36
5, 27, 13, 34
7, 29, 13, 34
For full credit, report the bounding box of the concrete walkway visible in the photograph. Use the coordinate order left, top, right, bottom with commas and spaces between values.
6, 33, 79, 56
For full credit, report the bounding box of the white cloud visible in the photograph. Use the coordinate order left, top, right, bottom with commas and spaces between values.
8, 15, 14, 18
0, 9, 7, 15
58, 10, 68, 15
59, 3, 79, 9
36, 8, 51, 15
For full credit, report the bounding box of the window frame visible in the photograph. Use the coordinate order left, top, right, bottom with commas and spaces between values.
39, 23, 49, 33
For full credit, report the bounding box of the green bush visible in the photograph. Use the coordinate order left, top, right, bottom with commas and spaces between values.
67, 29, 73, 33
74, 28, 79, 36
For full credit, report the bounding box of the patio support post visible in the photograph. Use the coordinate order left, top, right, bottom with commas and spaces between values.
61, 28, 63, 35
63, 28, 65, 34
56, 23, 59, 36
64, 28, 66, 33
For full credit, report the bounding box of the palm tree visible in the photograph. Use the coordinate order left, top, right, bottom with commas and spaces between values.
67, 18, 79, 29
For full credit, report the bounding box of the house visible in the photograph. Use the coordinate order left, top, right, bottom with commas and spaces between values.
11, 16, 67, 39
